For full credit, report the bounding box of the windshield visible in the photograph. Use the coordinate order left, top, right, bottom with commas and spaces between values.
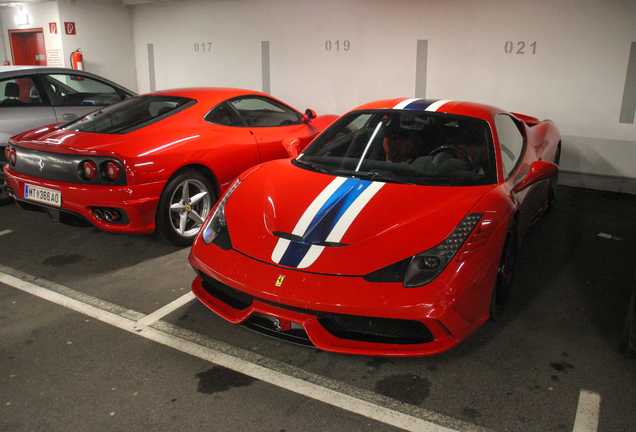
296, 109, 497, 186
62, 95, 195, 134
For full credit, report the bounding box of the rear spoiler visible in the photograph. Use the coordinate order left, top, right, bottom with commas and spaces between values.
512, 112, 540, 126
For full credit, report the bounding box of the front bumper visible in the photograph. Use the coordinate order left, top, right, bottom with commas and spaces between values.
188, 241, 499, 357
3, 165, 165, 234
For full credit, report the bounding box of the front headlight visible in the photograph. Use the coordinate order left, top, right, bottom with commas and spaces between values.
201, 178, 242, 247
364, 213, 483, 287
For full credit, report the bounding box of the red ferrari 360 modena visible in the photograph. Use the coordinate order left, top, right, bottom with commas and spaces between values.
3, 88, 337, 245
188, 98, 561, 356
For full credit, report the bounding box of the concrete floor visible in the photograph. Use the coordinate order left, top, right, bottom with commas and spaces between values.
1, 185, 635, 432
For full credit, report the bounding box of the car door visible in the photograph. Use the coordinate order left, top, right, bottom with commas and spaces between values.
228, 96, 316, 162
0, 75, 57, 145
202, 101, 263, 185
496, 113, 546, 231
39, 72, 131, 123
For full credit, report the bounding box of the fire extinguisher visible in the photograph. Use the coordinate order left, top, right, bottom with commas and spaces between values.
70, 48, 83, 70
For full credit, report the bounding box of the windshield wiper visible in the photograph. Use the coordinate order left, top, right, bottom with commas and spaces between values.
333, 169, 416, 185
294, 158, 330, 174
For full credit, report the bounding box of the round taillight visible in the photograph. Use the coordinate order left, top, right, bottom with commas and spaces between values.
82, 160, 98, 180
4, 146, 10, 161
8, 148, 17, 165
105, 161, 121, 180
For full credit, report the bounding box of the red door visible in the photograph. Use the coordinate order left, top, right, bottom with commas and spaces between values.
9, 29, 46, 66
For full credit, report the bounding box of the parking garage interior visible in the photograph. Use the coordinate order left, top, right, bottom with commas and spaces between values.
1, 1, 635, 431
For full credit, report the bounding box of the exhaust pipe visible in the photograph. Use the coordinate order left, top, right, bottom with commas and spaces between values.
103, 209, 120, 222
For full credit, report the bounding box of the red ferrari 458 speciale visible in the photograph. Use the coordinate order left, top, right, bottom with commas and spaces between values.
3, 88, 336, 245
189, 98, 561, 356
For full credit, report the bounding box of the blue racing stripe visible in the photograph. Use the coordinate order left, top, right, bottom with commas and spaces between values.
279, 242, 312, 268
401, 99, 440, 111
278, 178, 372, 268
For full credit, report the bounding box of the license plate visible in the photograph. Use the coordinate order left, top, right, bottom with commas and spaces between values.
24, 184, 62, 207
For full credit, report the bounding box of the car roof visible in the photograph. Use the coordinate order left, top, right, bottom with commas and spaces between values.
146, 87, 284, 106
0, 66, 136, 95
0, 66, 47, 73
352, 98, 502, 122
0, 66, 100, 74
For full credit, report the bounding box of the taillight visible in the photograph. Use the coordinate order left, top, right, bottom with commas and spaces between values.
79, 159, 123, 182
82, 160, 98, 180
4, 146, 9, 162
105, 161, 121, 180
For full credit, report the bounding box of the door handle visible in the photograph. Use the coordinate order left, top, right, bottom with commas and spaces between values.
62, 113, 78, 121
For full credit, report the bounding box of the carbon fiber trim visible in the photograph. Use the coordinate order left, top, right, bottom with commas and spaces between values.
197, 270, 435, 346
9, 145, 126, 186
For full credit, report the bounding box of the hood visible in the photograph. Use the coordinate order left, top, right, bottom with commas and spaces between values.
225, 159, 494, 276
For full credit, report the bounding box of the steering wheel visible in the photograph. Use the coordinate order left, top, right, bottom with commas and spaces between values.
429, 145, 475, 170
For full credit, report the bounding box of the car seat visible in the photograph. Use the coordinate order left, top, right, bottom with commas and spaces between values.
1, 82, 22, 105
382, 119, 413, 163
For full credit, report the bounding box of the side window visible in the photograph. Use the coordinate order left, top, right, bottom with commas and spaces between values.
0, 77, 43, 106
229, 97, 301, 127
42, 74, 123, 107
204, 102, 245, 126
495, 114, 525, 178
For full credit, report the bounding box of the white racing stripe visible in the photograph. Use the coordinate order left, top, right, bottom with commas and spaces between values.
394, 98, 422, 109
326, 181, 384, 243
271, 177, 346, 264
297, 244, 325, 269
425, 99, 452, 112
297, 181, 384, 268
0, 267, 490, 432
292, 176, 347, 237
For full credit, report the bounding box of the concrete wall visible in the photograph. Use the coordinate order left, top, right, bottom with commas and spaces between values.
0, 1, 62, 66
130, 0, 636, 192
0, 0, 138, 93
1, 0, 634, 192
56, 0, 138, 92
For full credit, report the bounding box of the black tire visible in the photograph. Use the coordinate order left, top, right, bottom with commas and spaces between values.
156, 169, 215, 247
620, 287, 636, 359
0, 193, 13, 206
490, 221, 518, 321
547, 144, 561, 210
0, 164, 14, 206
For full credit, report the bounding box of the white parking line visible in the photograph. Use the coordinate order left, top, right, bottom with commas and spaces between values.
0, 268, 490, 432
134, 291, 196, 329
573, 389, 601, 432
0, 229, 13, 237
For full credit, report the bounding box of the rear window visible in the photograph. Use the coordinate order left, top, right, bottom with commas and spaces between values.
0, 76, 43, 106
63, 95, 194, 134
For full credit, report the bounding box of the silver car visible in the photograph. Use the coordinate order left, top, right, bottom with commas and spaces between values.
0, 66, 136, 205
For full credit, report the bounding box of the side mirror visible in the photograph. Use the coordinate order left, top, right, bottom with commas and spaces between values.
302, 109, 316, 123
282, 138, 301, 158
512, 161, 558, 194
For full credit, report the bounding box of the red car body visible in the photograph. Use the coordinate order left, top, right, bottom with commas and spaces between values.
189, 98, 561, 356
3, 88, 337, 245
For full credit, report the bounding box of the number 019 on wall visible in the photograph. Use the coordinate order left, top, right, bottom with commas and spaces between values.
325, 40, 351, 51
